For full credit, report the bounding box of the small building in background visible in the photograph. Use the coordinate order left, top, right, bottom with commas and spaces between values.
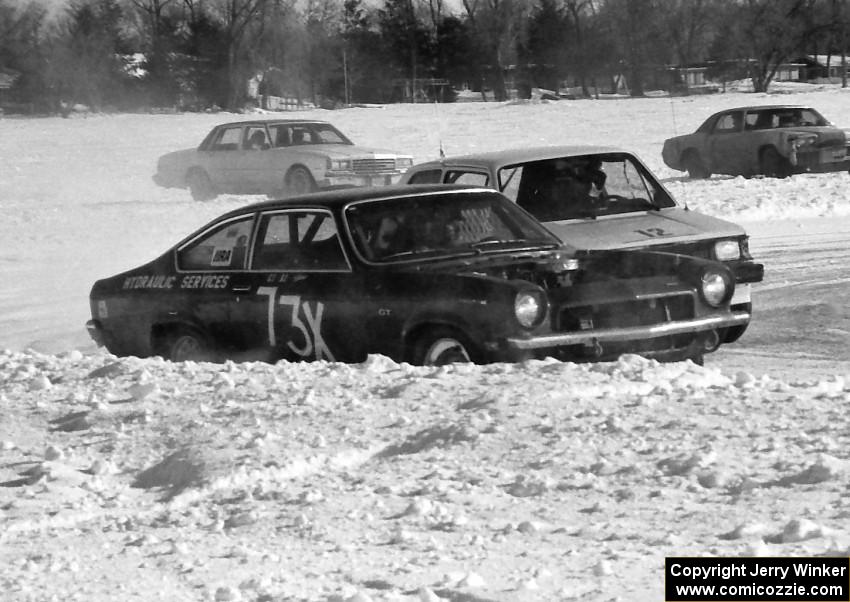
0, 67, 21, 112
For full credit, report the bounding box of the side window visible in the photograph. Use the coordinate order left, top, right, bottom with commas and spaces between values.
498, 166, 523, 202
713, 113, 741, 134
177, 216, 254, 270
290, 127, 314, 145
244, 126, 269, 150
211, 127, 243, 151
446, 171, 489, 187
253, 211, 348, 271
744, 112, 759, 130
407, 169, 443, 184
272, 126, 291, 147
603, 159, 652, 200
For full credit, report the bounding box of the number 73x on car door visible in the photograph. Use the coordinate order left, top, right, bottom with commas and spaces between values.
237, 209, 365, 362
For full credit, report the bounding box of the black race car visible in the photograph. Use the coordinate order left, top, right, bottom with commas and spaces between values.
86, 185, 750, 365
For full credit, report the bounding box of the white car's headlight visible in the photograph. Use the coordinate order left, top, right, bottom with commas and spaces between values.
514, 291, 546, 328
327, 159, 352, 171
713, 240, 741, 261
397, 157, 413, 168
701, 270, 731, 307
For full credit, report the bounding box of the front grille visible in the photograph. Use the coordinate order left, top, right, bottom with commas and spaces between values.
651, 241, 712, 259
352, 159, 397, 174
557, 293, 696, 357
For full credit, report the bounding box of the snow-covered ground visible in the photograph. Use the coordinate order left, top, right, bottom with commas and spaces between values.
1, 84, 849, 601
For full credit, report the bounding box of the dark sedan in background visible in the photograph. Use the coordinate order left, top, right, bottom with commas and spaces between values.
662, 105, 850, 178
87, 186, 749, 366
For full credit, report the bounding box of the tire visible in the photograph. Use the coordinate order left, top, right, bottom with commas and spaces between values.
285, 166, 317, 196
161, 327, 211, 362
759, 147, 791, 178
187, 169, 216, 201
683, 151, 710, 179
411, 327, 476, 366
721, 302, 752, 344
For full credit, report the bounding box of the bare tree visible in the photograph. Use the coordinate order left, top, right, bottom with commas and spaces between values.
127, 0, 176, 46
563, 0, 597, 96
731, 0, 829, 92
661, 0, 717, 66
461, 0, 528, 100
201, 0, 268, 108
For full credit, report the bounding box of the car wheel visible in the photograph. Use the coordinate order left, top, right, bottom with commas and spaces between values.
721, 303, 751, 343
187, 169, 216, 201
285, 166, 317, 196
412, 327, 476, 366
683, 151, 710, 179
162, 328, 211, 362
759, 147, 791, 178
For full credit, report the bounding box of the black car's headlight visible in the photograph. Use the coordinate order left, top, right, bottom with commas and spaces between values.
700, 269, 733, 307
713, 239, 741, 262
514, 290, 547, 328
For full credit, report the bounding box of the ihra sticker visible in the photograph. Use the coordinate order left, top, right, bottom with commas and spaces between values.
210, 247, 233, 267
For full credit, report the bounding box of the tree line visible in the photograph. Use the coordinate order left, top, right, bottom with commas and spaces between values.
0, 0, 847, 114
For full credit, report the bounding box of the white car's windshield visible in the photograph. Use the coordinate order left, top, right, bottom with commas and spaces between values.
345, 191, 559, 263
498, 153, 675, 221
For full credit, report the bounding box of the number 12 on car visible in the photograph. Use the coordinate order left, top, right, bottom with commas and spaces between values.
257, 287, 335, 361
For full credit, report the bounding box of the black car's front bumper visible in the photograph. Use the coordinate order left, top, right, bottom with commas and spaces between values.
505, 309, 749, 353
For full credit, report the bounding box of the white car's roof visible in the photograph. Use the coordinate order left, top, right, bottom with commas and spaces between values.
413, 145, 628, 169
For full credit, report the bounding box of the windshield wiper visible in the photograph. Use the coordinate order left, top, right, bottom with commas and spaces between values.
380, 248, 476, 261
470, 239, 559, 252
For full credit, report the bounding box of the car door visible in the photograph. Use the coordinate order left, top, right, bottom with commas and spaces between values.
232, 124, 275, 193
708, 111, 748, 174
174, 213, 256, 350
232, 208, 367, 362
202, 125, 246, 192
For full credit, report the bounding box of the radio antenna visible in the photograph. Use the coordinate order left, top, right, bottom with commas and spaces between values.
669, 93, 678, 136
433, 98, 445, 159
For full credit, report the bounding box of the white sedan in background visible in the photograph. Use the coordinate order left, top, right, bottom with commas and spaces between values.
154, 119, 413, 200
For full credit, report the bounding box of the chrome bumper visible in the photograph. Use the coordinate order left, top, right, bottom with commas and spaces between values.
506, 310, 750, 351
85, 319, 105, 347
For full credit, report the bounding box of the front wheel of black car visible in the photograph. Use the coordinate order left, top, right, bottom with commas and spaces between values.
412, 327, 476, 366
759, 147, 791, 178
161, 328, 212, 362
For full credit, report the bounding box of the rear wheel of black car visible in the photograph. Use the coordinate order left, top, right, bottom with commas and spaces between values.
161, 327, 211, 362
285, 166, 317, 196
683, 150, 710, 179
759, 147, 791, 178
187, 169, 216, 201
412, 327, 476, 366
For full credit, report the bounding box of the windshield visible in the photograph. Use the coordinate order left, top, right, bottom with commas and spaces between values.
498, 153, 676, 221
345, 190, 560, 263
